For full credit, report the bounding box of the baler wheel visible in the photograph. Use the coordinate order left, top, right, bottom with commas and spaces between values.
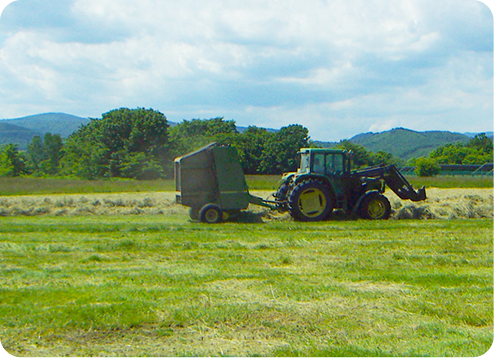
199, 204, 223, 224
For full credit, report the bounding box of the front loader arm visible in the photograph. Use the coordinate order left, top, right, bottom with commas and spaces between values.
355, 165, 426, 202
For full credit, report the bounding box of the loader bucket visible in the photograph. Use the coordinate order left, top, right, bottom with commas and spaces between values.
384, 166, 427, 202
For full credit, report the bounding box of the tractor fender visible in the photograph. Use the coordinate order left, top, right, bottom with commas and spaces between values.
293, 174, 337, 203
278, 173, 296, 186
352, 190, 381, 215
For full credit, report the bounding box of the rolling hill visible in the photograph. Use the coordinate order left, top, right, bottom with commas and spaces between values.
0, 113, 89, 149
0, 122, 43, 148
305, 127, 492, 161
0, 113, 490, 160
349, 128, 472, 160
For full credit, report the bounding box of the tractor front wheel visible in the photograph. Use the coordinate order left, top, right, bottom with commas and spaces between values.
359, 193, 391, 220
288, 180, 333, 221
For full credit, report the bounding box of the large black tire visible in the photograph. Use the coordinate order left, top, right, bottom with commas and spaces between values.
288, 180, 333, 221
359, 192, 391, 220
199, 204, 223, 224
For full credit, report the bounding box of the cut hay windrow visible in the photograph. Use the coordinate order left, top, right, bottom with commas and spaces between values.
387, 188, 493, 220
0, 189, 492, 220
0, 192, 187, 217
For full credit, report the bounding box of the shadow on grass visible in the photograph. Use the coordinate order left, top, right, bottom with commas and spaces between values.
235, 211, 266, 223
270, 347, 431, 358
233, 209, 357, 224
182, 347, 431, 358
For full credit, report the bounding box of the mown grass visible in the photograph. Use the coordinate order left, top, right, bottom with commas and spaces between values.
0, 177, 175, 196
0, 174, 491, 196
0, 215, 492, 356
408, 175, 493, 189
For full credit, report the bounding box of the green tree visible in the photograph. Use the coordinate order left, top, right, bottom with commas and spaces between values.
0, 144, 26, 177
42, 133, 63, 175
27, 133, 64, 175
336, 140, 393, 168
62, 108, 169, 179
172, 117, 237, 138
429, 143, 468, 164
414, 157, 440, 177
335, 140, 372, 168
239, 127, 273, 174
259, 124, 309, 174
215, 126, 273, 174
27, 135, 44, 172
370, 150, 404, 167
467, 133, 493, 153
429, 139, 492, 165
169, 117, 239, 159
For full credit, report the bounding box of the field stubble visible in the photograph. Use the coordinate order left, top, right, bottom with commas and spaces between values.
0, 188, 491, 221
0, 215, 492, 356
1, 176, 493, 356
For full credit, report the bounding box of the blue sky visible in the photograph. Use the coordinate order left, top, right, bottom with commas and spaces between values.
0, 0, 492, 141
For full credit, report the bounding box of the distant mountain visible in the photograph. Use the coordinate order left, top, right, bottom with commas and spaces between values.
312, 140, 338, 148
0, 112, 490, 159
312, 128, 488, 160
1, 113, 90, 138
0, 113, 89, 150
463, 131, 493, 138
349, 128, 471, 160
0, 122, 43, 148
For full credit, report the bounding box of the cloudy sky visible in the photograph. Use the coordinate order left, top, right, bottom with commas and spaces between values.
0, 0, 492, 141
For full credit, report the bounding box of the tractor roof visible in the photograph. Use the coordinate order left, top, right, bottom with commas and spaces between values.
298, 148, 347, 154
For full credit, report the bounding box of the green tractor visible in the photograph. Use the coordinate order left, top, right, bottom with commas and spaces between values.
274, 148, 426, 221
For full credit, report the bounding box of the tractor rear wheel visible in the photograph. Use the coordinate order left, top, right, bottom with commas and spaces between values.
288, 180, 333, 221
199, 204, 223, 224
359, 193, 391, 220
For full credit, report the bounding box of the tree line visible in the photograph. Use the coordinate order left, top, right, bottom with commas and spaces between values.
0, 108, 311, 179
0, 108, 491, 178
408, 133, 493, 176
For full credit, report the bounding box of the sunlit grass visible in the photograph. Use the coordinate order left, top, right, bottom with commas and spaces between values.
408, 175, 493, 189
0, 174, 491, 197
1, 216, 492, 356
0, 177, 175, 196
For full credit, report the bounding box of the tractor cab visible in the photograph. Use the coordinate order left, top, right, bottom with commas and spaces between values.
297, 148, 351, 176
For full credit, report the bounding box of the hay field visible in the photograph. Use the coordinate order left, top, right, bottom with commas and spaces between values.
0, 188, 491, 220
0, 192, 185, 217
1, 187, 492, 356
387, 188, 493, 220
1, 215, 492, 356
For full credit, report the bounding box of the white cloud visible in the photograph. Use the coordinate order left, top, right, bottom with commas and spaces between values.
0, 0, 491, 139
369, 120, 398, 133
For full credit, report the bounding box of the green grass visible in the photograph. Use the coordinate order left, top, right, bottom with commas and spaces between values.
0, 177, 175, 196
0, 174, 490, 196
0, 215, 492, 356
408, 175, 493, 189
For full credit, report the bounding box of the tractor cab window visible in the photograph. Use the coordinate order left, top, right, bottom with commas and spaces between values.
313, 154, 325, 174
326, 154, 344, 175
299, 153, 310, 173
